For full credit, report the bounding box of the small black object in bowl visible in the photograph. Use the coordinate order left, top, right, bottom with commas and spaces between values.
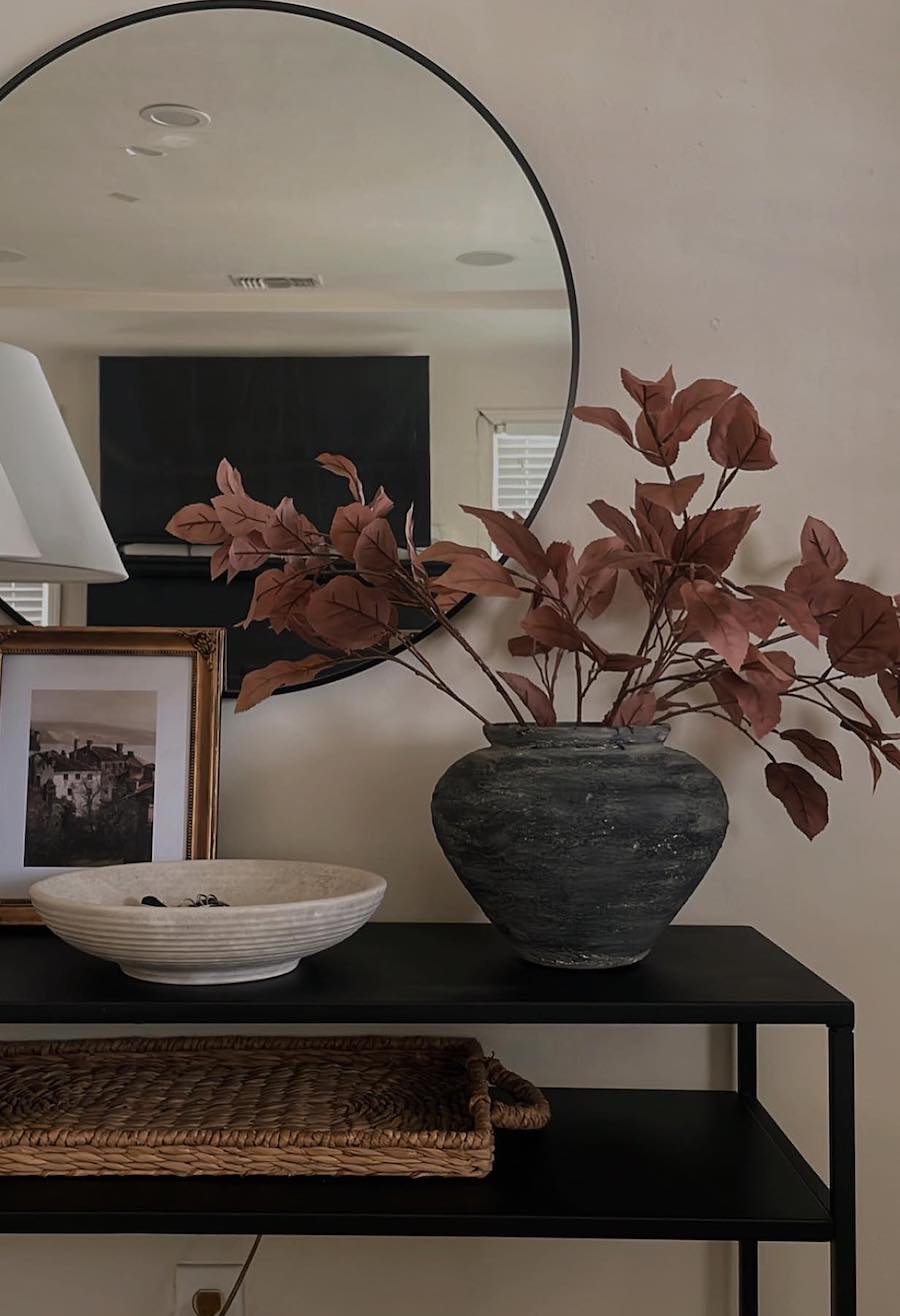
139, 894, 230, 908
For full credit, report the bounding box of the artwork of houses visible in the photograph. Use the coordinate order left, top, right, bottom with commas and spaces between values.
28, 732, 154, 822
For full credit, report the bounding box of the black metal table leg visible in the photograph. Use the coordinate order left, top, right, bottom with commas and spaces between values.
829, 1026, 856, 1315
737, 1023, 759, 1316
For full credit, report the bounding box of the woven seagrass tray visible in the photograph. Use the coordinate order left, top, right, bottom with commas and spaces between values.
0, 1035, 550, 1178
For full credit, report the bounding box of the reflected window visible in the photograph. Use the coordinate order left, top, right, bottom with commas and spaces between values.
490, 421, 562, 519
0, 583, 59, 625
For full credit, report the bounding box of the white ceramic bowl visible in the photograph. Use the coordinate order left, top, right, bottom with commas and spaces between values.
29, 860, 387, 985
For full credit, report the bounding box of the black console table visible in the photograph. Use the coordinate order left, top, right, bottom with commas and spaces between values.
0, 923, 855, 1315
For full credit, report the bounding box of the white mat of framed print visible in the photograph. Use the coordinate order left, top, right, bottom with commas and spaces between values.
0, 628, 223, 922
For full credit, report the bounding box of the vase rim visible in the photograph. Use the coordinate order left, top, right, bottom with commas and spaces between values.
483, 722, 671, 748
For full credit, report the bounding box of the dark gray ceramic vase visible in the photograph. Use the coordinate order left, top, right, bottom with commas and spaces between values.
431, 723, 728, 969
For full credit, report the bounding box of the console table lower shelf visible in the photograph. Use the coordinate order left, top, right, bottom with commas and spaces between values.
0, 1087, 829, 1239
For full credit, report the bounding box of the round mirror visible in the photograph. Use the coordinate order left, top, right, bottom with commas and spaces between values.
0, 4, 577, 693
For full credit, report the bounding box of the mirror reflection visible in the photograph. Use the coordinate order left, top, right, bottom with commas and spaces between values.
0, 7, 574, 690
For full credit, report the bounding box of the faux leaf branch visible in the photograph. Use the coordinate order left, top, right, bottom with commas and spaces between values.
167, 366, 900, 838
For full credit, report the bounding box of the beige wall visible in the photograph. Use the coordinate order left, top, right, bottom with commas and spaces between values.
2, 2, 899, 1313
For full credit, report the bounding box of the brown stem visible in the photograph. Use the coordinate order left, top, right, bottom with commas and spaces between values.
406, 577, 527, 722
382, 650, 488, 723
697, 708, 778, 762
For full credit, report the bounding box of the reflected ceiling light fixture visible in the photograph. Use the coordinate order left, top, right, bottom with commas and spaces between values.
158, 133, 198, 151
456, 250, 516, 266
139, 103, 211, 129
125, 144, 166, 157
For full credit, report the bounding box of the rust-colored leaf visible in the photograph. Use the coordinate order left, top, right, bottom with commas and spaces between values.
433, 556, 520, 598
877, 668, 900, 717
577, 538, 621, 617
807, 576, 859, 629
460, 505, 550, 578
316, 452, 364, 502
216, 458, 245, 497
779, 729, 842, 780
603, 652, 650, 671
634, 409, 678, 467
675, 505, 760, 573
418, 540, 490, 564
405, 505, 427, 583
879, 743, 900, 772
826, 585, 900, 676
497, 671, 557, 726
330, 503, 376, 560
727, 596, 782, 641
368, 485, 394, 518
210, 542, 231, 581
582, 569, 618, 618
707, 394, 777, 470
620, 366, 676, 413
745, 585, 820, 646
235, 654, 335, 712
765, 762, 829, 839
579, 539, 664, 576
508, 634, 550, 657
306, 577, 397, 650
227, 534, 270, 575
545, 541, 579, 610
166, 503, 226, 545
680, 580, 750, 673
354, 517, 400, 577
636, 474, 705, 517
713, 670, 782, 737
588, 500, 642, 550
709, 674, 742, 726
611, 691, 659, 726
211, 491, 273, 540
430, 586, 468, 610
800, 516, 848, 575
521, 605, 584, 652
835, 685, 883, 734
263, 498, 322, 554
634, 493, 677, 559
240, 566, 314, 632
668, 377, 736, 444
572, 406, 634, 447
740, 647, 796, 692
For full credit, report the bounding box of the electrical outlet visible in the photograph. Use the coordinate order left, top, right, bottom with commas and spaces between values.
175, 1263, 245, 1316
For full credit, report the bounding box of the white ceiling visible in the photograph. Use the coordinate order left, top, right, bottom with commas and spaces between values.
0, 7, 570, 357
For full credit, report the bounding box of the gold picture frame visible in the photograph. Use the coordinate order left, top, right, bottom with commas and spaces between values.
0, 627, 224, 924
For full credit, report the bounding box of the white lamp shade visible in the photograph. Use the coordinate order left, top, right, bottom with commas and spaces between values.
0, 343, 126, 583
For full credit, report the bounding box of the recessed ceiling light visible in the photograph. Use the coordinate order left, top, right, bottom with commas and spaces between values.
140, 103, 211, 129
0, 248, 26, 263
456, 250, 516, 267
125, 144, 166, 157
108, 192, 140, 203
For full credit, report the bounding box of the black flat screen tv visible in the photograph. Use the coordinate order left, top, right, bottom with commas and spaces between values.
97, 355, 430, 544
89, 355, 430, 693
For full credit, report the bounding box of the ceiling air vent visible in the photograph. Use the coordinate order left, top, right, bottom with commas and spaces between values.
228, 275, 324, 290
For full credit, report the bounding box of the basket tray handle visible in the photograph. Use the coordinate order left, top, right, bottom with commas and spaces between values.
486, 1057, 551, 1131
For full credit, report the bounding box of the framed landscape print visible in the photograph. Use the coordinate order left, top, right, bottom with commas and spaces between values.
0, 627, 224, 924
